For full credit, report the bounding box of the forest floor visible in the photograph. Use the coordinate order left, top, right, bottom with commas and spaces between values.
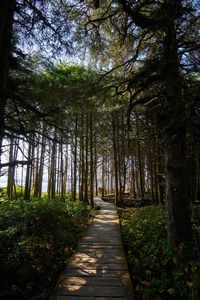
0, 193, 96, 300
50, 197, 134, 300
1, 191, 200, 300
119, 205, 200, 300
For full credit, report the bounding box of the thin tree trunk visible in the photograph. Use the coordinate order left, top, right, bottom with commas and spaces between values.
116, 113, 122, 204
73, 114, 78, 200
135, 111, 144, 199
112, 113, 119, 205
94, 136, 98, 196
24, 136, 33, 201
131, 157, 136, 198
89, 112, 94, 206
84, 114, 89, 204
79, 114, 84, 201
7, 139, 14, 200
102, 156, 105, 197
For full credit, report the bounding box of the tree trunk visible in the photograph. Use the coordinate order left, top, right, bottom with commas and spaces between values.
24, 136, 34, 201
102, 156, 105, 197
73, 114, 78, 200
79, 113, 84, 201
84, 114, 89, 204
195, 142, 200, 200
116, 114, 122, 204
135, 110, 144, 199
94, 136, 98, 196
163, 21, 192, 246
89, 112, 94, 207
112, 113, 119, 205
0, 0, 15, 165
7, 139, 15, 200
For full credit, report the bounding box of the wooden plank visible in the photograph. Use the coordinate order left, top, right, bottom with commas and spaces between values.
58, 276, 125, 286
74, 250, 125, 259
72, 256, 125, 263
74, 248, 124, 256
50, 198, 135, 300
67, 262, 127, 270
55, 285, 126, 297
53, 296, 126, 300
82, 237, 121, 243
86, 231, 121, 237
79, 244, 123, 249
63, 268, 127, 278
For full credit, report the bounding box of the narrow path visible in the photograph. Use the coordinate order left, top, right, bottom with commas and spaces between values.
50, 198, 134, 300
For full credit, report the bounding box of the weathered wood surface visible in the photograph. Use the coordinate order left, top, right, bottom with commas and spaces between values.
50, 198, 134, 300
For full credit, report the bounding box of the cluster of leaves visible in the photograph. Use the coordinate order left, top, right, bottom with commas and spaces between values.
119, 206, 200, 300
0, 195, 94, 300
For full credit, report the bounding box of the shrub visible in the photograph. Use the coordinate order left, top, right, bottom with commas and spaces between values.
0, 196, 94, 300
119, 206, 200, 300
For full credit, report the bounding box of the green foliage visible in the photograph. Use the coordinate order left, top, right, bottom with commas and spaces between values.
0, 196, 93, 300
119, 206, 200, 300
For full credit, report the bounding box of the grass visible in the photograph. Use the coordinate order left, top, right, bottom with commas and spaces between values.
0, 193, 95, 300
119, 205, 200, 300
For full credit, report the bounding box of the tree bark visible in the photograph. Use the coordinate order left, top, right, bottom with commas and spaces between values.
163, 20, 192, 246
89, 112, 94, 206
0, 0, 15, 165
7, 138, 15, 200
24, 135, 34, 201
79, 113, 84, 201
112, 113, 119, 205
73, 114, 78, 200
135, 110, 144, 199
84, 114, 89, 204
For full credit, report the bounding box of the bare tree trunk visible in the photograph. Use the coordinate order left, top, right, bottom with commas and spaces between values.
60, 142, 64, 198
56, 143, 60, 195
195, 142, 200, 200
24, 135, 34, 201
7, 139, 15, 200
135, 110, 144, 199
89, 112, 94, 207
163, 20, 192, 246
116, 114, 123, 204
73, 114, 78, 200
61, 144, 68, 198
79, 114, 84, 201
0, 1, 15, 167
131, 157, 136, 198
102, 156, 105, 197
112, 113, 119, 205
48, 132, 57, 200
84, 114, 89, 204
94, 136, 98, 196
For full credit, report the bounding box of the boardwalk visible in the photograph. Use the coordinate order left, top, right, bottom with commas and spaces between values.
50, 198, 134, 300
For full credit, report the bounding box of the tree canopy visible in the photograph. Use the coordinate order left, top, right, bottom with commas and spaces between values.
0, 1, 200, 299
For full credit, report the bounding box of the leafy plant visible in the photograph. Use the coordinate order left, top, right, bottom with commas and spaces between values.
119, 206, 200, 300
0, 196, 94, 300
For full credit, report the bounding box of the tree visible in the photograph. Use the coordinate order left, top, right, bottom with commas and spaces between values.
78, 0, 199, 246
0, 0, 72, 171
0, 1, 16, 164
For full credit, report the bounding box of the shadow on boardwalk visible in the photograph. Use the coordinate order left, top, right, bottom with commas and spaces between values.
50, 198, 135, 300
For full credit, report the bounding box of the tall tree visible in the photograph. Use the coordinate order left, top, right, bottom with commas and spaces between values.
0, 1, 15, 164
79, 0, 199, 246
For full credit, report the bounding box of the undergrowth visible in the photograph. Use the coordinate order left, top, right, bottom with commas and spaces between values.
119, 205, 200, 300
0, 194, 95, 300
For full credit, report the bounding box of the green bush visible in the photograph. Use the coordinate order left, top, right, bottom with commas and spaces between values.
119, 206, 200, 300
0, 196, 94, 300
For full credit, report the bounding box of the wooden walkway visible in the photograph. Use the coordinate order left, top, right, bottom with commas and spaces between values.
50, 198, 134, 300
